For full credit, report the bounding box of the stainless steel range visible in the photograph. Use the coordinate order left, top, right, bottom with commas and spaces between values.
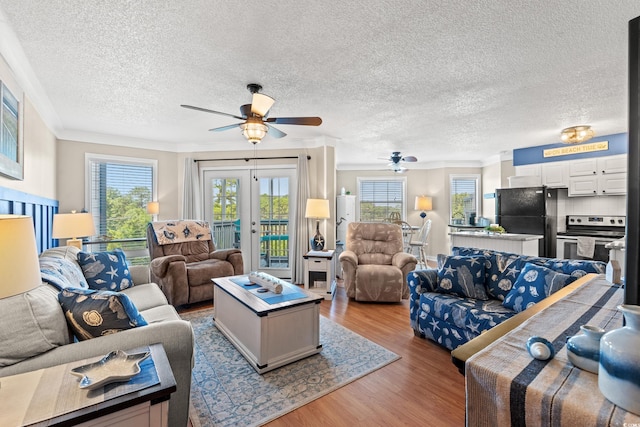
556, 215, 626, 261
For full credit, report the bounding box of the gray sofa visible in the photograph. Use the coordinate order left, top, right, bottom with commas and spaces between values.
0, 246, 194, 427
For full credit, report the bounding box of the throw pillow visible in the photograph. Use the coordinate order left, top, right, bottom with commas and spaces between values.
58, 288, 147, 341
0, 286, 70, 367
436, 255, 489, 300
77, 249, 133, 291
502, 263, 578, 313
39, 257, 89, 290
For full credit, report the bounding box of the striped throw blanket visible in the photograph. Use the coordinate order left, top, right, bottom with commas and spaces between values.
466, 276, 640, 426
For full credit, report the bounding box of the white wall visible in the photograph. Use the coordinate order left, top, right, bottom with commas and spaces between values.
56, 139, 180, 216
0, 55, 56, 199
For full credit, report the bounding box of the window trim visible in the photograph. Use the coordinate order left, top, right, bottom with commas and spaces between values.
356, 176, 407, 221
449, 174, 481, 224
84, 153, 158, 234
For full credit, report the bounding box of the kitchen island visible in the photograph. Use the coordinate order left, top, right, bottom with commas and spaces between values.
450, 231, 543, 256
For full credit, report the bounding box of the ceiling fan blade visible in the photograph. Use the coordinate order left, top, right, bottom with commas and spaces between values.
266, 117, 322, 126
251, 93, 275, 117
181, 104, 244, 120
209, 123, 242, 132
266, 123, 287, 139
403, 156, 418, 162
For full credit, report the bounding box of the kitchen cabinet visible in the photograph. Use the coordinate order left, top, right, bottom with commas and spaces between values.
568, 173, 627, 196
567, 155, 627, 196
542, 163, 568, 187
569, 158, 598, 176
515, 164, 541, 177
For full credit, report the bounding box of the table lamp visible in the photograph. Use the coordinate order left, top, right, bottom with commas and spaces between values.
52, 211, 96, 249
147, 201, 159, 219
415, 195, 433, 223
0, 215, 41, 299
305, 198, 330, 251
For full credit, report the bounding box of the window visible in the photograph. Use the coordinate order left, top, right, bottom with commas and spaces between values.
450, 175, 480, 225
85, 154, 157, 262
357, 177, 406, 221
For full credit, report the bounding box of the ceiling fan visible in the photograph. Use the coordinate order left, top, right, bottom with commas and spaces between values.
385, 151, 417, 173
181, 83, 322, 144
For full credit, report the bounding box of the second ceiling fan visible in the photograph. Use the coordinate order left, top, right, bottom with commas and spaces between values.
181, 83, 322, 144
386, 151, 417, 173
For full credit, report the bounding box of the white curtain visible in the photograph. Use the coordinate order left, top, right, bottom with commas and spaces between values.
182, 157, 202, 220
293, 154, 310, 284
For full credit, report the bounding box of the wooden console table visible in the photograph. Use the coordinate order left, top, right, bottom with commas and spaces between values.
463, 276, 640, 426
0, 343, 175, 427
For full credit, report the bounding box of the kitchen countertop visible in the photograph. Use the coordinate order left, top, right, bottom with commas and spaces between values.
449, 231, 543, 241
605, 237, 626, 249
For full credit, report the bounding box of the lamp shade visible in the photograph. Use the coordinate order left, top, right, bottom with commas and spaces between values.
305, 199, 330, 219
52, 212, 95, 249
0, 215, 41, 298
146, 201, 160, 215
415, 196, 433, 211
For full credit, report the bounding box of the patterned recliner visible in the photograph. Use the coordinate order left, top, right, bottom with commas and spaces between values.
339, 222, 417, 302
146, 220, 244, 306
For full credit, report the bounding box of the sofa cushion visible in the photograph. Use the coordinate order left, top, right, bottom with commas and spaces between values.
436, 255, 489, 300
420, 292, 516, 336
502, 263, 578, 313
39, 257, 89, 290
122, 283, 168, 311
58, 288, 147, 341
0, 286, 70, 367
77, 249, 134, 291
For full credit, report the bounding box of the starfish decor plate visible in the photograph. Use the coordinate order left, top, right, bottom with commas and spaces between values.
70, 350, 150, 390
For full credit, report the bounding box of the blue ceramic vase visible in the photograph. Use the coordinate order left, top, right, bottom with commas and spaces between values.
599, 304, 640, 416
566, 325, 605, 374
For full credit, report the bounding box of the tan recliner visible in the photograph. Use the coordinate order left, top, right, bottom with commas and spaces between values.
146, 220, 244, 306
339, 222, 417, 302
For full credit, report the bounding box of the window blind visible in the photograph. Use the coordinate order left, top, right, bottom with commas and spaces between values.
88, 158, 154, 238
358, 179, 404, 221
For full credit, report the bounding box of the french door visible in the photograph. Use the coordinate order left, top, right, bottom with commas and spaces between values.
203, 167, 297, 278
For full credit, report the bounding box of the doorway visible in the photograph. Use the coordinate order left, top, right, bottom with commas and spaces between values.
203, 167, 297, 278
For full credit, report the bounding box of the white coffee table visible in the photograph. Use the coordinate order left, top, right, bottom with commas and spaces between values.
212, 275, 323, 373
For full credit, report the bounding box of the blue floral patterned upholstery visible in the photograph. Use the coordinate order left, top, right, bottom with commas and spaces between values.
436, 255, 489, 300
409, 247, 607, 350
39, 257, 88, 290
58, 288, 147, 341
77, 249, 133, 291
503, 263, 577, 313
417, 293, 516, 350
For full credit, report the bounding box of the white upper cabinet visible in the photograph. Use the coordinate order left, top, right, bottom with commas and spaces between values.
567, 155, 627, 196
598, 155, 627, 174
569, 158, 598, 176
542, 163, 569, 188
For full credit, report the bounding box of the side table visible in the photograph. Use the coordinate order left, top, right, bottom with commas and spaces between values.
0, 343, 176, 427
303, 249, 337, 300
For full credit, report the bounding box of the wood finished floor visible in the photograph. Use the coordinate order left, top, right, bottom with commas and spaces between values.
181, 279, 466, 427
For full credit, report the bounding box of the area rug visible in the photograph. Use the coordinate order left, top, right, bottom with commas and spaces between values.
181, 308, 400, 427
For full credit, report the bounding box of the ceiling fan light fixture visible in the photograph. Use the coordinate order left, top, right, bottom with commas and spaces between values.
251, 93, 275, 117
241, 120, 268, 144
560, 125, 594, 144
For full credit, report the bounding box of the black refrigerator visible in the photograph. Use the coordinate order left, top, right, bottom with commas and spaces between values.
495, 187, 558, 258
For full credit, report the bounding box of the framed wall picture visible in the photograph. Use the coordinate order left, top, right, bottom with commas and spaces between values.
0, 80, 23, 180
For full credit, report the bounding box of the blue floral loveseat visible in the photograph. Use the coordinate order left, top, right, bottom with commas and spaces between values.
408, 247, 606, 350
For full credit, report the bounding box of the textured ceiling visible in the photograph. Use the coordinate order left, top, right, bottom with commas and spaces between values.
1, 1, 639, 170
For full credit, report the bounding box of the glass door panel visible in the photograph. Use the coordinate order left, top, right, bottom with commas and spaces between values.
203, 167, 296, 279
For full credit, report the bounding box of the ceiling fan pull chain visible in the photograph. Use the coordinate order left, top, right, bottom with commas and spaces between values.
253, 145, 258, 181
